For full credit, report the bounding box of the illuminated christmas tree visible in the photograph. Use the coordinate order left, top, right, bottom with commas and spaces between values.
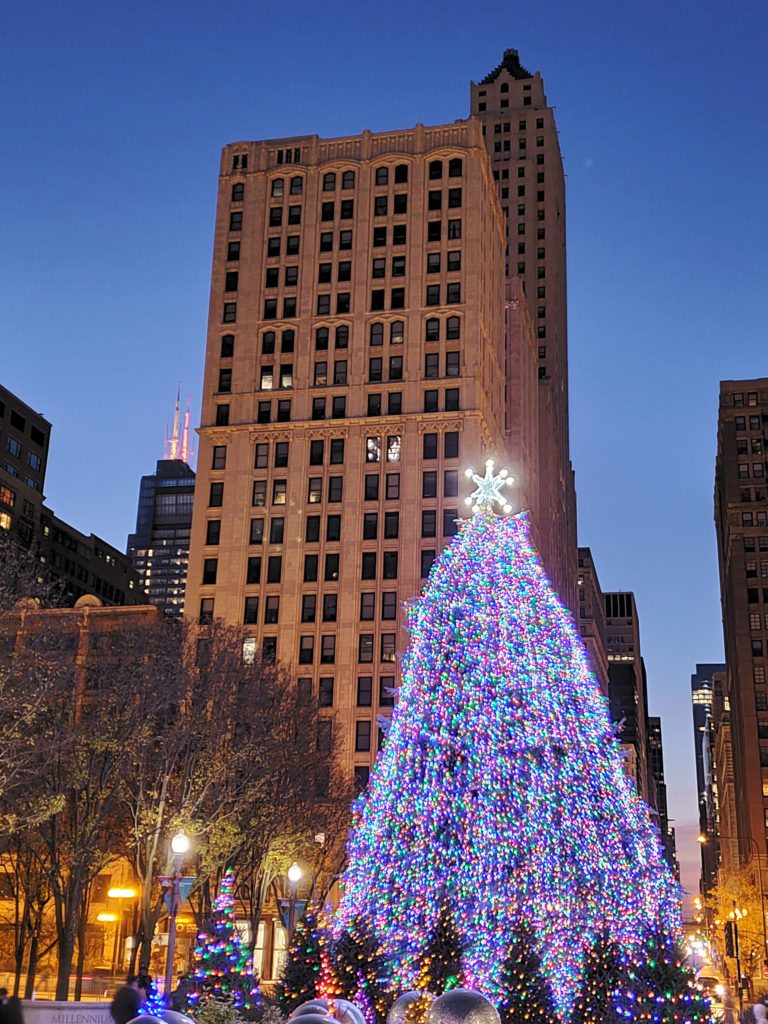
333, 916, 391, 1024
570, 933, 625, 1024
276, 905, 324, 1015
617, 931, 710, 1024
334, 462, 680, 1019
415, 903, 464, 996
497, 923, 555, 1024
189, 870, 261, 1015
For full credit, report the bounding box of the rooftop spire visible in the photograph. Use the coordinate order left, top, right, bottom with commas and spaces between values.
478, 48, 533, 85
164, 384, 182, 460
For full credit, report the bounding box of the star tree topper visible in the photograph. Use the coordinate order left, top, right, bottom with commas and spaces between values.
464, 458, 515, 515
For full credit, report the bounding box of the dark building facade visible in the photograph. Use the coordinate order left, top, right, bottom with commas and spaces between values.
128, 459, 196, 616
714, 378, 768, 894
647, 715, 679, 878
1, 382, 144, 607
0, 384, 50, 546
604, 591, 651, 804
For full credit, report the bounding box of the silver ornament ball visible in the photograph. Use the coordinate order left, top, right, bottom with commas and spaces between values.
329, 1000, 367, 1024
288, 1014, 334, 1024
425, 990, 500, 1024
161, 1012, 194, 1024
291, 1003, 331, 1018
387, 991, 426, 1024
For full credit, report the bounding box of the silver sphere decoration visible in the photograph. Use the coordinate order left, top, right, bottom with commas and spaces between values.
162, 1012, 194, 1024
127, 1017, 163, 1024
288, 1015, 334, 1024
329, 1000, 367, 1024
425, 990, 500, 1024
291, 1003, 331, 1018
387, 992, 426, 1024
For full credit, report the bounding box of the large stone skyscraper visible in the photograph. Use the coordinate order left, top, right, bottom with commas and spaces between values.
470, 49, 577, 613
714, 379, 768, 889
185, 51, 578, 780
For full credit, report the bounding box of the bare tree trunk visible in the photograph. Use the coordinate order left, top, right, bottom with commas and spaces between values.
74, 898, 88, 1001
24, 931, 39, 999
13, 899, 30, 996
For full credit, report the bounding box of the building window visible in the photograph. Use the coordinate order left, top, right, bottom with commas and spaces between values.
221, 334, 235, 357
426, 318, 440, 341
202, 558, 218, 585
422, 510, 436, 537
383, 552, 398, 579
357, 676, 373, 707
299, 636, 315, 664
267, 556, 282, 583
362, 552, 377, 579
358, 634, 374, 663
382, 591, 398, 620
422, 472, 437, 498
381, 634, 396, 662
209, 482, 224, 507
386, 473, 400, 500
421, 550, 436, 578
360, 592, 376, 620
323, 594, 337, 621
243, 597, 259, 625
249, 518, 264, 544
324, 553, 339, 581
205, 520, 221, 546
301, 594, 316, 622
263, 637, 277, 663
212, 445, 227, 469
199, 598, 214, 624
355, 720, 372, 751
272, 480, 287, 505
246, 556, 262, 584
321, 635, 336, 664
423, 433, 438, 460
319, 677, 334, 707
308, 478, 323, 504
269, 518, 284, 544
380, 675, 395, 707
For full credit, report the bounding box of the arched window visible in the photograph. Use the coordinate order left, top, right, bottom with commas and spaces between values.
262, 331, 276, 354
448, 158, 463, 178
341, 170, 355, 189
390, 321, 404, 344
323, 172, 336, 192
290, 176, 303, 195
231, 183, 244, 202
335, 325, 349, 349
369, 322, 384, 346
446, 316, 461, 340
425, 318, 440, 341
428, 160, 443, 180
500, 82, 509, 93
220, 334, 235, 357
375, 166, 389, 186
270, 178, 284, 197
281, 329, 295, 352
394, 163, 408, 183
315, 327, 329, 350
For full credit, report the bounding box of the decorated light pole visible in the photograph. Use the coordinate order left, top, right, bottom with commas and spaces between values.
164, 829, 190, 997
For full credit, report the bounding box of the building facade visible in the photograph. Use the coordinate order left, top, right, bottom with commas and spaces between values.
647, 715, 679, 878
1, 383, 144, 607
127, 397, 196, 617
185, 120, 509, 780
604, 591, 651, 803
714, 378, 768, 890
577, 546, 609, 696
691, 661, 727, 892
0, 384, 51, 546
470, 49, 577, 612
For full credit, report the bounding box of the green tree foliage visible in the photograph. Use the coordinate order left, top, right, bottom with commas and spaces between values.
618, 931, 711, 1024
332, 916, 391, 1024
496, 923, 556, 1024
276, 905, 324, 1014
571, 933, 625, 1024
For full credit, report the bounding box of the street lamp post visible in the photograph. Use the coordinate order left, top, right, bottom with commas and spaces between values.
164, 830, 190, 998
287, 862, 303, 936
107, 887, 138, 978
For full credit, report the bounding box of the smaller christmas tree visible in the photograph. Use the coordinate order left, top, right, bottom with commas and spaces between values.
496, 924, 556, 1024
617, 931, 711, 1024
188, 870, 261, 1017
277, 905, 324, 1015
405, 901, 464, 1024
332, 916, 390, 1024
571, 933, 625, 1024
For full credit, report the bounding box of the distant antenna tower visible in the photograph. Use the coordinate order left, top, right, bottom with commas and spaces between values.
164, 386, 194, 463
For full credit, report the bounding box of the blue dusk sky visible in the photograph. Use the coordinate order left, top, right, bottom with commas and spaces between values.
2, 0, 767, 908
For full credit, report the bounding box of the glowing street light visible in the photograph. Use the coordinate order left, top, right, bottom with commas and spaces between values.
165, 830, 191, 996
287, 862, 303, 935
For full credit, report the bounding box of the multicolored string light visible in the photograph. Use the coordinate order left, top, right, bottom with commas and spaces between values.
334, 509, 680, 1018
188, 869, 261, 1012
